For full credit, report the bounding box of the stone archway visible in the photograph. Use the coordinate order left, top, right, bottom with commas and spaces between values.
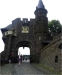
12, 41, 35, 63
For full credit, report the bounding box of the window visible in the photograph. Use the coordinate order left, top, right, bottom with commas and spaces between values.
55, 56, 58, 63
5, 31, 8, 36
58, 43, 62, 49
39, 36, 41, 40
22, 26, 29, 33
12, 29, 17, 36
8, 31, 13, 34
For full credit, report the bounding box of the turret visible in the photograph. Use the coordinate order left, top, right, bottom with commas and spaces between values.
34, 0, 48, 40
35, 0, 47, 17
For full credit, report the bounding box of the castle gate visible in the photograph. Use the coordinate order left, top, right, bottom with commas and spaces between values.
1, 0, 48, 63
13, 41, 35, 63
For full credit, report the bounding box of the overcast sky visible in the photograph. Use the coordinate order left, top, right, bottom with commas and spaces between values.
0, 0, 62, 54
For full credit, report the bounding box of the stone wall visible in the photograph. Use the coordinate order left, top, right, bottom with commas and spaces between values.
40, 38, 62, 72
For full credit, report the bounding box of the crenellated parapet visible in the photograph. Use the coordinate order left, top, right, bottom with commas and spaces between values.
12, 18, 34, 25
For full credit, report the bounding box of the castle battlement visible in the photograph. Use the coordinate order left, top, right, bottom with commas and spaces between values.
12, 18, 35, 23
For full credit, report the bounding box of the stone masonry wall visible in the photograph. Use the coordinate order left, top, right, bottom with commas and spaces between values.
40, 38, 62, 72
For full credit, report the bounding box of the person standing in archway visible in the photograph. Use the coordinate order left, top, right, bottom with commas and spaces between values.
18, 52, 21, 65
19, 55, 21, 65
20, 55, 22, 63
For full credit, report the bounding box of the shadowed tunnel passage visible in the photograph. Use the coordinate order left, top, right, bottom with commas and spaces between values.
13, 41, 34, 63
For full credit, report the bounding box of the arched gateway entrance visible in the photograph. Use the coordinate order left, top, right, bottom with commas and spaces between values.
15, 41, 33, 63
8, 40, 35, 63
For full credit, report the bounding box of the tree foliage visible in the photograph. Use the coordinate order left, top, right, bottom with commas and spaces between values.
48, 20, 62, 34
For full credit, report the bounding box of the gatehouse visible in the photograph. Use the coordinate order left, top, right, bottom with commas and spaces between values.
1, 0, 50, 63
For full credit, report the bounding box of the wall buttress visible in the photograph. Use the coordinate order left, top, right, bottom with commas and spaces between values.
4, 35, 12, 60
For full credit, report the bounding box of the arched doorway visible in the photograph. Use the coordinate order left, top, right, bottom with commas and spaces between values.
12, 41, 34, 63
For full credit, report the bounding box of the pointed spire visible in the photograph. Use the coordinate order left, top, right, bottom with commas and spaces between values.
37, 0, 44, 9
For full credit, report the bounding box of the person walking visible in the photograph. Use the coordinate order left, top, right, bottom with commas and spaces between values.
19, 52, 21, 65
19, 56, 21, 65
20, 55, 22, 63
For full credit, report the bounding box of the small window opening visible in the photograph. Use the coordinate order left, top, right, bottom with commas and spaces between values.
58, 43, 62, 49
39, 36, 41, 40
22, 26, 29, 33
55, 56, 58, 63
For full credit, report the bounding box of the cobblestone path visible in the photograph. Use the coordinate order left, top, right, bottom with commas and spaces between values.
0, 62, 46, 75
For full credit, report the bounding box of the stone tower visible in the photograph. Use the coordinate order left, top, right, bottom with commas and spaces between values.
34, 0, 48, 39
34, 0, 48, 62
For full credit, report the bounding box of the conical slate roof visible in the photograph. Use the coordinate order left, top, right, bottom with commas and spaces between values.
37, 0, 44, 9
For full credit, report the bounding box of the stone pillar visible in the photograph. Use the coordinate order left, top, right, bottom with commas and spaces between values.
11, 48, 18, 63
35, 41, 42, 63
34, 34, 43, 63
4, 35, 12, 62
14, 48, 18, 63
30, 46, 34, 63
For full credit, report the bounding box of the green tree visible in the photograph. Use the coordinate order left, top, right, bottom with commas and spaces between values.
48, 20, 62, 34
